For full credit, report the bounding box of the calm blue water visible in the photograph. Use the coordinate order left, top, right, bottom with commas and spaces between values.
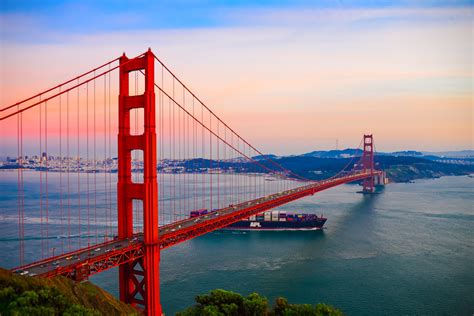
0, 171, 473, 315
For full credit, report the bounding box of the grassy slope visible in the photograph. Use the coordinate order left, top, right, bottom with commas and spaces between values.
0, 268, 137, 315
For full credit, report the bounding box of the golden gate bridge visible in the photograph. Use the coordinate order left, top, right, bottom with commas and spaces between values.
0, 49, 383, 315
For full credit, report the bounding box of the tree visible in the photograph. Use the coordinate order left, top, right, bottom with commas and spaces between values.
243, 293, 268, 316
271, 298, 343, 316
177, 289, 343, 316
0, 285, 99, 316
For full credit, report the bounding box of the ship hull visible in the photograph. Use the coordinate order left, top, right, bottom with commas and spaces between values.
222, 218, 326, 231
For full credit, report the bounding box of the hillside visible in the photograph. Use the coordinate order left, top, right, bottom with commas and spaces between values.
374, 156, 473, 182
0, 268, 137, 315
272, 155, 474, 182
158, 153, 473, 183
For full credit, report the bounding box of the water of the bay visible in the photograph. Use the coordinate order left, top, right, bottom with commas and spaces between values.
0, 171, 472, 315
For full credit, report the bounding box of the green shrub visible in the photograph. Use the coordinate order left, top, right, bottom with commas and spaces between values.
0, 283, 99, 316
177, 289, 343, 316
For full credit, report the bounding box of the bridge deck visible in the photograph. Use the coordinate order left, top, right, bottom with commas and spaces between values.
12, 171, 380, 280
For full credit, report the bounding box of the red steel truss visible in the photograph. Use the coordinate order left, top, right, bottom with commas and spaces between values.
38, 243, 144, 281
15, 170, 380, 282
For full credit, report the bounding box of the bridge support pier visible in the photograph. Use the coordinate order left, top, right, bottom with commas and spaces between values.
118, 49, 162, 315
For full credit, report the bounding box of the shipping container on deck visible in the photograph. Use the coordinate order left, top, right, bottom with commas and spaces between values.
221, 210, 327, 231
279, 212, 287, 222
271, 211, 280, 222
264, 212, 271, 221
190, 208, 328, 231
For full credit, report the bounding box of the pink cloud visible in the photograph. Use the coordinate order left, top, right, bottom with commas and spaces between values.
1, 7, 472, 155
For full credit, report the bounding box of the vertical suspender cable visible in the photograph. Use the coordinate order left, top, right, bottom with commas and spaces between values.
77, 79, 81, 249
59, 91, 63, 254
20, 109, 24, 264
134, 72, 138, 231
223, 126, 226, 208
159, 67, 162, 224
16, 104, 21, 264
108, 70, 112, 235
160, 66, 164, 225
67, 91, 70, 250
209, 113, 212, 211
231, 133, 234, 205
201, 103, 205, 210
193, 98, 196, 211
184, 87, 187, 217
187, 103, 191, 214
217, 121, 220, 209
169, 97, 172, 224
94, 71, 98, 244
20, 108, 24, 264
39, 98, 43, 258
45, 100, 49, 256
86, 82, 90, 247
178, 87, 181, 220
172, 79, 176, 222
104, 74, 108, 241
179, 89, 182, 219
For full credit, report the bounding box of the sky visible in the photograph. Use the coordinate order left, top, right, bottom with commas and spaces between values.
0, 0, 472, 155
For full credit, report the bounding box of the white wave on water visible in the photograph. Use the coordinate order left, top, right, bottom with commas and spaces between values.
0, 214, 118, 226
0, 233, 115, 242
337, 251, 378, 260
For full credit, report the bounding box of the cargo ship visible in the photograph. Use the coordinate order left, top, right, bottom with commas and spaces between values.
190, 209, 326, 231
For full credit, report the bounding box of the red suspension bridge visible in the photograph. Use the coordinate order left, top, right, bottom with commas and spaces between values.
0, 49, 383, 315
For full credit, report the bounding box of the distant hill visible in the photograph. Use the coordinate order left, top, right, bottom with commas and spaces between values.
422, 150, 474, 158
297, 148, 474, 160
164, 152, 473, 183
301, 148, 363, 158
3, 148, 473, 183
389, 150, 423, 156
267, 155, 474, 182
252, 154, 279, 161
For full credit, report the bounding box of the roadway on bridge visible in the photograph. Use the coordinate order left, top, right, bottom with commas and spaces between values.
14, 182, 307, 277
14, 172, 376, 278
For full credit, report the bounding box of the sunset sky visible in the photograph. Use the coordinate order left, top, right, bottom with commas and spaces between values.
0, 0, 472, 155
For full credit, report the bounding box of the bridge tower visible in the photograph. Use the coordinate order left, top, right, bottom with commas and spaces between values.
361, 134, 375, 193
118, 49, 161, 315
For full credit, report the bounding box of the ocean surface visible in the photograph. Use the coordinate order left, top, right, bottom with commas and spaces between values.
0, 171, 472, 315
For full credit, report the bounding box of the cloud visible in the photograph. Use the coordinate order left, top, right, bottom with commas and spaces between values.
1, 6, 472, 154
